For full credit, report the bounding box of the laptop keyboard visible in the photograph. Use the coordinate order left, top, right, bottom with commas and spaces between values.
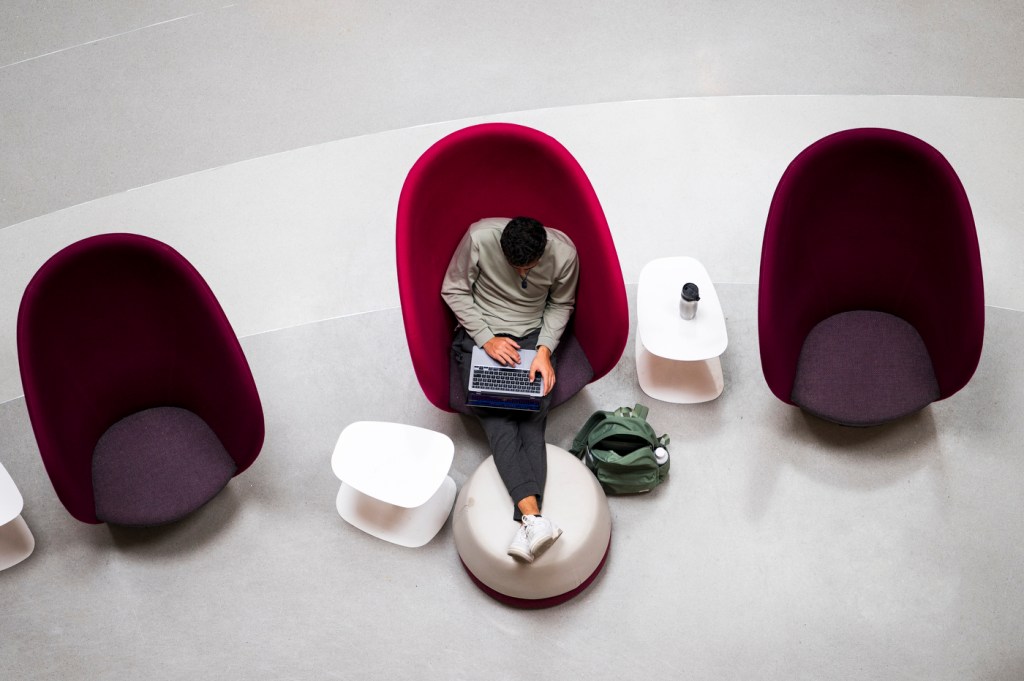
471, 366, 543, 395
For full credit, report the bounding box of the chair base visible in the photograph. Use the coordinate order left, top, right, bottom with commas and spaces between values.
460, 536, 610, 609
0, 515, 35, 571
336, 476, 456, 548
636, 339, 724, 403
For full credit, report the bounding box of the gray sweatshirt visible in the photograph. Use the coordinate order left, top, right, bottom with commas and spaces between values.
441, 217, 579, 352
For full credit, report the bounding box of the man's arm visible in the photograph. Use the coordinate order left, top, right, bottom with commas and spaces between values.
441, 231, 494, 347
441, 231, 522, 365
536, 251, 580, 353
530, 249, 580, 396
528, 345, 556, 396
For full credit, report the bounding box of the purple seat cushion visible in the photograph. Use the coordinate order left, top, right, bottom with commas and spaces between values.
449, 329, 594, 415
92, 407, 237, 526
791, 311, 940, 427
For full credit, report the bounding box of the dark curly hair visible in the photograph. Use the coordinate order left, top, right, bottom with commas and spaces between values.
500, 217, 547, 266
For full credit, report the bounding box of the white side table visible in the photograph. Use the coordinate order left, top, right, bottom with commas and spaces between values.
331, 421, 456, 548
0, 460, 35, 571
636, 256, 729, 403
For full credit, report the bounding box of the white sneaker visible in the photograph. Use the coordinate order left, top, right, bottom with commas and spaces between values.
507, 523, 534, 563
522, 515, 562, 559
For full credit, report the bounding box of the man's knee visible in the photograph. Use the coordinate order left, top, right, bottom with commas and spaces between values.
478, 416, 519, 450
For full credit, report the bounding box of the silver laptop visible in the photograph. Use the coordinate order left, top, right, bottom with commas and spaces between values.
467, 346, 544, 411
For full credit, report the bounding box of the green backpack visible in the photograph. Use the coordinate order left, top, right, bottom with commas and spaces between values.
569, 403, 670, 495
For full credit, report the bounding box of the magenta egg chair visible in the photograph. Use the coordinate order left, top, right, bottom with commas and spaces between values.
396, 122, 628, 414
18, 233, 265, 525
759, 128, 984, 426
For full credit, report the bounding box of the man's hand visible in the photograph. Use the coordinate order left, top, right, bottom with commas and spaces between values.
482, 336, 521, 366
529, 346, 556, 396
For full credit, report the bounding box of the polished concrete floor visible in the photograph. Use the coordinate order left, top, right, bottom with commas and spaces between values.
2, 4, 1023, 680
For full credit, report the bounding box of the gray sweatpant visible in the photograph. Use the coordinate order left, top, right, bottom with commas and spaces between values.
453, 327, 554, 521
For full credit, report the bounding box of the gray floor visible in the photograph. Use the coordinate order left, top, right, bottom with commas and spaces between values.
2, 1, 1023, 229
2, 3, 1024, 680
4, 287, 1023, 679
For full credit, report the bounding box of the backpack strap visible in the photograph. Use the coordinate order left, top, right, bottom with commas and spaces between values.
610, 403, 650, 420
609, 403, 668, 449
572, 403, 669, 455
570, 410, 610, 457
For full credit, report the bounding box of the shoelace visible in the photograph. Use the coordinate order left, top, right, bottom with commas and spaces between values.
523, 518, 541, 539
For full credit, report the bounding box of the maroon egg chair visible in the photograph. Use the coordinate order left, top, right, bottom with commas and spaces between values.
17, 233, 264, 525
396, 122, 628, 414
759, 128, 984, 426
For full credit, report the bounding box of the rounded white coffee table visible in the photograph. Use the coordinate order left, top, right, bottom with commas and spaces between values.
0, 460, 35, 571
636, 256, 729, 403
331, 421, 457, 548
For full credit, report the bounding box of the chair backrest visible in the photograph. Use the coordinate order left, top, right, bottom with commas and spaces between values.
17, 233, 264, 523
759, 128, 984, 403
396, 123, 627, 412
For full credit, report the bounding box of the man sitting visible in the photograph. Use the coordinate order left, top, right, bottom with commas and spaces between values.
442, 216, 579, 562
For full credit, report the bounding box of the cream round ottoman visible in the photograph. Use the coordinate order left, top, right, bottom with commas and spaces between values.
452, 444, 611, 608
